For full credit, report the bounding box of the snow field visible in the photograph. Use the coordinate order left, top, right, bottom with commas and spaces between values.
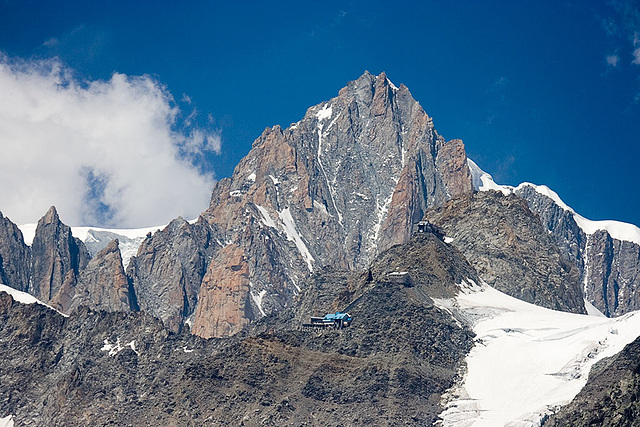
438, 283, 640, 426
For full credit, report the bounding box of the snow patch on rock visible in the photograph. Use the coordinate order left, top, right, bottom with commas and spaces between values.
255, 205, 278, 229
101, 338, 138, 357
386, 76, 399, 91
316, 103, 333, 121
250, 286, 267, 317
279, 208, 315, 271
0, 284, 68, 317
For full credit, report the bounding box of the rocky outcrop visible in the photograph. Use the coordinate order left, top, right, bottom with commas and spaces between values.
197, 71, 473, 336
0, 229, 475, 426
29, 206, 90, 303
192, 244, 252, 338
0, 206, 141, 316
515, 185, 640, 317
581, 231, 640, 317
127, 217, 220, 332
426, 191, 586, 314
50, 239, 133, 314
0, 211, 30, 292
545, 335, 640, 426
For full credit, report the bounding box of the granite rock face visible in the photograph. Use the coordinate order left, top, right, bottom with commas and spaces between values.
196, 71, 473, 337
515, 185, 640, 317
29, 206, 90, 303
192, 243, 252, 338
50, 239, 133, 314
426, 191, 586, 314
0, 211, 30, 292
127, 217, 220, 333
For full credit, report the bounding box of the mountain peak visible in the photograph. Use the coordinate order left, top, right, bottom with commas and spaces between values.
196, 72, 473, 337
42, 205, 59, 225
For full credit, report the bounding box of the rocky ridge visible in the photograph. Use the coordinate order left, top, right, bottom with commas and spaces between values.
0, 231, 475, 426
470, 159, 640, 318
514, 185, 640, 317
426, 190, 586, 314
0, 207, 137, 317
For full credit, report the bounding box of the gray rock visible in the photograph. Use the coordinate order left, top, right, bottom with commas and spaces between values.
426, 191, 586, 314
29, 206, 90, 303
0, 211, 30, 292
127, 216, 221, 332
581, 230, 640, 317
0, 229, 475, 426
515, 185, 640, 317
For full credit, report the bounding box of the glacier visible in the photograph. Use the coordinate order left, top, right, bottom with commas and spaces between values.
437, 281, 640, 426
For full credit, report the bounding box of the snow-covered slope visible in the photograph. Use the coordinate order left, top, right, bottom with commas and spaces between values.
18, 223, 164, 268
437, 281, 640, 426
467, 159, 640, 245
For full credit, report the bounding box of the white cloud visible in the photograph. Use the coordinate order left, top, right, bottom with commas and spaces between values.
633, 47, 640, 64
0, 54, 219, 228
607, 54, 620, 66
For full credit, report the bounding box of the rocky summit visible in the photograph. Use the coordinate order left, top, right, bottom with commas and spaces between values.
194, 71, 472, 337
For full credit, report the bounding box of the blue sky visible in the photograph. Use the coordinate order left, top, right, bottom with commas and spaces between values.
0, 1, 638, 227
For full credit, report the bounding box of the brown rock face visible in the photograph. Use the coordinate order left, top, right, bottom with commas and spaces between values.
52, 239, 132, 313
194, 71, 473, 336
436, 138, 473, 197
192, 244, 253, 338
30, 206, 90, 303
